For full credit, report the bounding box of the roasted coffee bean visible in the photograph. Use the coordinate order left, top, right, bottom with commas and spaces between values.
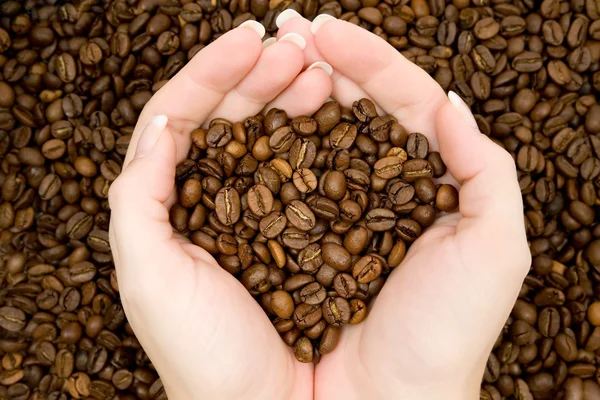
293, 303, 322, 329
436, 185, 459, 212
247, 184, 274, 217
271, 290, 294, 319
289, 138, 316, 171
402, 159, 433, 181
300, 282, 327, 305
281, 228, 310, 250
269, 126, 296, 153
365, 208, 396, 231
352, 99, 377, 122
319, 325, 341, 354
215, 187, 241, 226
352, 255, 383, 284
406, 133, 429, 159
321, 243, 351, 271
322, 297, 351, 326
374, 156, 403, 179
297, 244, 323, 274
333, 273, 358, 298
294, 337, 313, 363
0, 307, 26, 332
285, 200, 316, 231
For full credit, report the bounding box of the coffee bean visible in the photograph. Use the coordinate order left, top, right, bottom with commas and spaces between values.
247, 184, 274, 217
322, 297, 351, 326
401, 158, 433, 181
365, 208, 396, 231
319, 325, 341, 355
269, 126, 296, 153
352, 255, 383, 284
215, 187, 241, 226
374, 156, 404, 179
406, 133, 429, 159
436, 184, 459, 212
285, 200, 316, 231
292, 168, 317, 193
289, 138, 316, 170
294, 337, 313, 363
293, 303, 322, 329
56, 53, 77, 83
291, 116, 318, 136
297, 244, 323, 274
352, 99, 377, 122
333, 273, 358, 298
315, 101, 341, 134
0, 307, 26, 332
321, 243, 351, 271
271, 290, 294, 319
281, 228, 310, 250
300, 282, 327, 305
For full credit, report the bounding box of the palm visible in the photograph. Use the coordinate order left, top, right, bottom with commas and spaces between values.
137, 241, 307, 398
315, 214, 493, 399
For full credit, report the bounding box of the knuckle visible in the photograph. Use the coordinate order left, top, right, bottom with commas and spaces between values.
108, 175, 130, 206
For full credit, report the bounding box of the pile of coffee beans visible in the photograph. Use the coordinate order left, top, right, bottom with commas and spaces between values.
0, 0, 599, 397
172, 98, 459, 363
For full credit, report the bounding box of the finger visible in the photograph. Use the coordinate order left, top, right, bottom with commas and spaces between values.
265, 63, 333, 117
109, 116, 195, 287
123, 22, 266, 169
275, 11, 371, 109
312, 16, 448, 145
206, 34, 306, 123
436, 91, 530, 275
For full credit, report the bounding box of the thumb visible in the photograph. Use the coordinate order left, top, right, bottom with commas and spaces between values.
436, 92, 530, 277
109, 116, 192, 287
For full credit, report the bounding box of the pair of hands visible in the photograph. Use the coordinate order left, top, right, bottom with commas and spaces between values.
108, 12, 530, 400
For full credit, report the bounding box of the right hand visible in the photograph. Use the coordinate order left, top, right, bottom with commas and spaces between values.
276, 13, 530, 400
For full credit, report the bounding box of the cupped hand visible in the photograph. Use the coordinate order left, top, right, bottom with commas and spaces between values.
108, 22, 333, 399
276, 13, 531, 400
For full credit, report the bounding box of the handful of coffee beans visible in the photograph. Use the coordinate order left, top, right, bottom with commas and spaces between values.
171, 98, 459, 363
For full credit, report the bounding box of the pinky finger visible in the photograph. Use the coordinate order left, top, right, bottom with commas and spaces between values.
265, 63, 333, 117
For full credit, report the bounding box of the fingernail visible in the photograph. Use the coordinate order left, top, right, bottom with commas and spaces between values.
310, 14, 336, 34
276, 9, 302, 28
134, 115, 168, 159
448, 91, 478, 130
278, 33, 306, 50
307, 61, 333, 76
239, 20, 266, 39
262, 37, 277, 49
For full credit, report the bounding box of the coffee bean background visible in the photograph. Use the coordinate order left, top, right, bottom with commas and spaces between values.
0, 0, 598, 398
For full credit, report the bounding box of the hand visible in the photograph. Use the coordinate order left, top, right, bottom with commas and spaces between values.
275, 13, 531, 399
108, 22, 333, 399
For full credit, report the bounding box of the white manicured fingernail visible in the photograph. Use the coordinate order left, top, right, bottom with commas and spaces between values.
134, 115, 168, 159
262, 37, 277, 48
448, 91, 478, 131
310, 14, 336, 34
307, 61, 333, 76
278, 33, 306, 50
276, 9, 302, 28
239, 20, 266, 39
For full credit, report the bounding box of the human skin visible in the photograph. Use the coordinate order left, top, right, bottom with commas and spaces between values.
108, 15, 530, 400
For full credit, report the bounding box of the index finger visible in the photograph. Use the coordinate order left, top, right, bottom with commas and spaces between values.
124, 22, 265, 168
312, 17, 447, 146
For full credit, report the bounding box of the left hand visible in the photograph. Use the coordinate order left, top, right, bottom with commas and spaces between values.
108, 21, 332, 399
